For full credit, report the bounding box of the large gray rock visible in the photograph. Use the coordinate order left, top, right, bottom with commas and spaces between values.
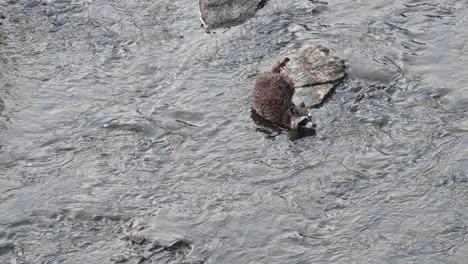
286, 45, 346, 107
292, 83, 335, 107
198, 0, 265, 29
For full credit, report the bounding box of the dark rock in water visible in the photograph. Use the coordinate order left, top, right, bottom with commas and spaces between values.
198, 0, 266, 29
285, 45, 346, 107
142, 241, 164, 259
0, 97, 4, 113
165, 239, 191, 254
130, 234, 146, 245
173, 258, 206, 264
135, 256, 145, 264
110, 255, 128, 263
146, 241, 164, 253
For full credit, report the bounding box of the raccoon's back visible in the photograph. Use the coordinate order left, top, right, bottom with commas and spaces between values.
252, 72, 294, 126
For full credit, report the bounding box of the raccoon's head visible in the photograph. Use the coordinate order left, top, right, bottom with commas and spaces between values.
288, 104, 315, 130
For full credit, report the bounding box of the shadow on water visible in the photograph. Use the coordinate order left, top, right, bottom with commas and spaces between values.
250, 108, 284, 138
251, 108, 316, 141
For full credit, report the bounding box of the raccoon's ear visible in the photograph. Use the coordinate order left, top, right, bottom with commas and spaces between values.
288, 106, 296, 115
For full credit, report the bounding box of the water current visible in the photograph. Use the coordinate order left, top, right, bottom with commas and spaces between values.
0, 0, 467, 263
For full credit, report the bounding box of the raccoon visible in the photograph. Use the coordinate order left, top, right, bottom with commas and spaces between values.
252, 58, 314, 130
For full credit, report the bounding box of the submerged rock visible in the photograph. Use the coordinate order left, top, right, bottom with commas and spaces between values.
0, 96, 4, 113
173, 258, 206, 264
198, 0, 266, 29
285, 45, 346, 107
110, 255, 128, 263
130, 234, 146, 245
165, 239, 191, 255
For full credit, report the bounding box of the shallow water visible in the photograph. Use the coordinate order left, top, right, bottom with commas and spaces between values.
0, 0, 467, 263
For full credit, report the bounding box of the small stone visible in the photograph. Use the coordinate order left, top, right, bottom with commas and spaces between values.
143, 250, 155, 260
173, 258, 206, 264
130, 234, 146, 245
311, 0, 328, 4
349, 104, 359, 113
165, 239, 192, 254
146, 241, 164, 253
287, 24, 308, 33
135, 256, 145, 264
110, 255, 128, 263
0, 97, 4, 112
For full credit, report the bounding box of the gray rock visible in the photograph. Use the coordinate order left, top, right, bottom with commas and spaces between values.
198, 0, 265, 29
286, 45, 345, 86
130, 234, 146, 245
110, 255, 128, 263
173, 258, 206, 264
165, 239, 191, 254
285, 45, 345, 107
292, 83, 335, 107
145, 241, 164, 253
135, 256, 145, 264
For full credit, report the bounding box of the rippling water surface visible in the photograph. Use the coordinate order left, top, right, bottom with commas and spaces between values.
0, 0, 467, 263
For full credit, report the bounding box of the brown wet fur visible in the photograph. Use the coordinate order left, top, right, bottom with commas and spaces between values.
252, 57, 307, 129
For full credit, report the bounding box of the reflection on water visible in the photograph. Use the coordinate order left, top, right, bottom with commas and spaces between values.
0, 0, 467, 263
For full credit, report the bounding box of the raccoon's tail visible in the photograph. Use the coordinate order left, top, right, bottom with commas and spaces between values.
271, 57, 290, 73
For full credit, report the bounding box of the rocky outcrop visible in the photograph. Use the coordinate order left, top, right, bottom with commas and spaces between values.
285, 45, 345, 107
198, 0, 267, 29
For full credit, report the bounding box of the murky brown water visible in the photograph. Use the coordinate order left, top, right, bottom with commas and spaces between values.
1, 0, 467, 263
